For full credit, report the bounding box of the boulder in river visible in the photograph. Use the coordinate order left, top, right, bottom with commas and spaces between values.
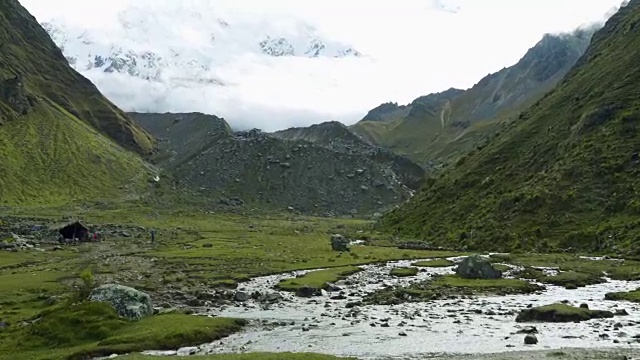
455, 255, 502, 279
89, 284, 153, 319
323, 282, 342, 292
234, 291, 250, 302
296, 285, 321, 297
516, 303, 614, 323
330, 234, 350, 252
261, 292, 283, 303
524, 334, 538, 345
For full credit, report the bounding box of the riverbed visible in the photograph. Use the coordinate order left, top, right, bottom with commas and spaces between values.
146, 257, 640, 359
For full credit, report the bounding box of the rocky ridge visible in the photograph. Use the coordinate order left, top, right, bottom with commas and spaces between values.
351, 29, 596, 166
130, 113, 425, 216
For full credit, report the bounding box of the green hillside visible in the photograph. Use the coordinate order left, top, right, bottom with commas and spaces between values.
351, 30, 593, 167
378, 1, 640, 253
0, 0, 155, 205
0, 0, 154, 155
0, 104, 152, 205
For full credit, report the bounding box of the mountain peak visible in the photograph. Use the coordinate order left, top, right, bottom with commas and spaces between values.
39, 7, 362, 93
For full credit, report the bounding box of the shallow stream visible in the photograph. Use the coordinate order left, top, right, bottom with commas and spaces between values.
147, 257, 640, 359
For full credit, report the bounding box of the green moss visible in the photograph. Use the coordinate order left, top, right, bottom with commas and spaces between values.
363, 274, 543, 305
516, 303, 614, 323
0, 302, 246, 360
513, 267, 546, 280
390, 267, 419, 277
492, 253, 640, 282
605, 288, 640, 303
412, 258, 454, 267
541, 271, 604, 289
376, 2, 640, 254
277, 266, 361, 291
491, 264, 511, 272
211, 279, 239, 289
435, 275, 536, 290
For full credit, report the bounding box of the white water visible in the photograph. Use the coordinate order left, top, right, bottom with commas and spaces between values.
145, 257, 640, 359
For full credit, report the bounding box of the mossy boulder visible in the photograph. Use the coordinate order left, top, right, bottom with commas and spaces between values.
390, 267, 419, 277
89, 284, 153, 320
330, 234, 350, 252
605, 288, 640, 303
516, 303, 614, 323
456, 255, 502, 279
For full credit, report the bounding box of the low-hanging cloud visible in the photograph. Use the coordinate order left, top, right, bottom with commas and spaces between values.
22, 0, 626, 132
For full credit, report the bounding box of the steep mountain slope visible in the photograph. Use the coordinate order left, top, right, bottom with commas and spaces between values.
271, 121, 426, 189
0, 1, 154, 154
130, 113, 422, 216
0, 0, 155, 205
379, 0, 640, 253
351, 30, 594, 166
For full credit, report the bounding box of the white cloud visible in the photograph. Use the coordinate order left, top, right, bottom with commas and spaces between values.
20, 0, 625, 131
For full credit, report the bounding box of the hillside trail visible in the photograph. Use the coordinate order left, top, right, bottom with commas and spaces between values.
440, 100, 452, 128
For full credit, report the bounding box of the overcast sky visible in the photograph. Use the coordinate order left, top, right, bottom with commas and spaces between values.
20, 0, 626, 130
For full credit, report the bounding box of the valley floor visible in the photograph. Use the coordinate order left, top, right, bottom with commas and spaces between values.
2, 206, 640, 359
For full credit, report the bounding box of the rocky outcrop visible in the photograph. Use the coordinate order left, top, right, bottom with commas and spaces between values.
130, 113, 421, 216
89, 284, 153, 319
361, 102, 408, 122
0, 74, 35, 118
271, 121, 425, 189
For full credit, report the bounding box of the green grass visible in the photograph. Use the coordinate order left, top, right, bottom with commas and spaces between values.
0, 209, 465, 359
0, 0, 155, 207
0, 261, 74, 323
491, 264, 511, 272
364, 274, 543, 305
390, 267, 419, 277
0, 302, 246, 360
121, 353, 355, 360
0, 105, 152, 206
541, 271, 604, 289
434, 275, 536, 290
277, 266, 362, 291
491, 253, 640, 284
377, 3, 640, 254
605, 288, 640, 303
412, 258, 454, 267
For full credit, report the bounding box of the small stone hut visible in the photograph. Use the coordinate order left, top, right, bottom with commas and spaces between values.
59, 221, 89, 241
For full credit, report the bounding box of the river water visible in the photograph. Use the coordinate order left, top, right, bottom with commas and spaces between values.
146, 257, 640, 359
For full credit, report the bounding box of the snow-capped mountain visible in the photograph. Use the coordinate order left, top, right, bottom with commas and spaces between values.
41, 3, 362, 87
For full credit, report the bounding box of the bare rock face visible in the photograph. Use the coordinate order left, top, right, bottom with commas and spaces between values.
130, 113, 424, 216
0, 74, 35, 119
